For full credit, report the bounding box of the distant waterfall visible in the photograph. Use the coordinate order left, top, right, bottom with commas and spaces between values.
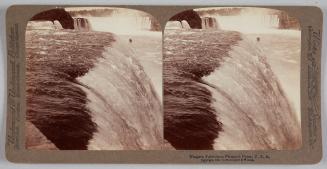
74, 18, 92, 31
214, 14, 279, 32
197, 8, 280, 33
84, 10, 158, 34
201, 17, 219, 29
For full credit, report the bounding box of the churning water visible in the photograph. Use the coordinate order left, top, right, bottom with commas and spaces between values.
26, 27, 162, 150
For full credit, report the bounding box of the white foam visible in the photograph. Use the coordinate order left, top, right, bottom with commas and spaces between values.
203, 37, 301, 150
77, 39, 162, 150
27, 21, 56, 30
165, 21, 183, 30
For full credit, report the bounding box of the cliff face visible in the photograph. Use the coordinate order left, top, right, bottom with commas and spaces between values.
169, 10, 202, 29
30, 8, 74, 29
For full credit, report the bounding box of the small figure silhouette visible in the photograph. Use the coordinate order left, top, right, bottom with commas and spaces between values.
256, 37, 260, 42
129, 38, 133, 43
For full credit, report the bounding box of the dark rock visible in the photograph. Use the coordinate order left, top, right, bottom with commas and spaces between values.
30, 8, 74, 29
170, 10, 202, 29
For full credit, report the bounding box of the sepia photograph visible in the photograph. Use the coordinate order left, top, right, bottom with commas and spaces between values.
164, 7, 302, 150
25, 7, 163, 150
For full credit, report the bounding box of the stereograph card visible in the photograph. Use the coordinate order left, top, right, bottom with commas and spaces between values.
5, 5, 323, 164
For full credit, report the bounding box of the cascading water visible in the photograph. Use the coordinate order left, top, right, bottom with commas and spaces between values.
27, 21, 61, 30
214, 14, 279, 33
77, 38, 163, 150
79, 9, 156, 35
197, 8, 280, 33
202, 36, 301, 150
165, 21, 183, 30
73, 18, 92, 31
181, 20, 191, 29
201, 17, 219, 29
163, 25, 301, 150
25, 26, 163, 150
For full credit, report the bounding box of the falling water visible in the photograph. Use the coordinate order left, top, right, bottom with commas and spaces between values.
73, 18, 92, 31
201, 17, 219, 29
25, 28, 163, 150
80, 9, 155, 35
202, 36, 301, 150
197, 8, 280, 33
77, 37, 163, 150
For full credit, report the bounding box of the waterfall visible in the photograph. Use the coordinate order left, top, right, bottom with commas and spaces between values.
201, 17, 219, 29
181, 20, 191, 29
163, 28, 301, 150
84, 10, 156, 35
166, 20, 192, 30
53, 20, 63, 29
197, 8, 280, 33
25, 28, 162, 150
77, 38, 163, 150
215, 8, 279, 33
74, 18, 91, 31
214, 14, 279, 33
202, 36, 301, 150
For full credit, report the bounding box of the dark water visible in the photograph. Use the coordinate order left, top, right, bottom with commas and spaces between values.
25, 26, 301, 150
164, 28, 301, 150
26, 28, 163, 150
163, 29, 241, 149
26, 29, 115, 149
